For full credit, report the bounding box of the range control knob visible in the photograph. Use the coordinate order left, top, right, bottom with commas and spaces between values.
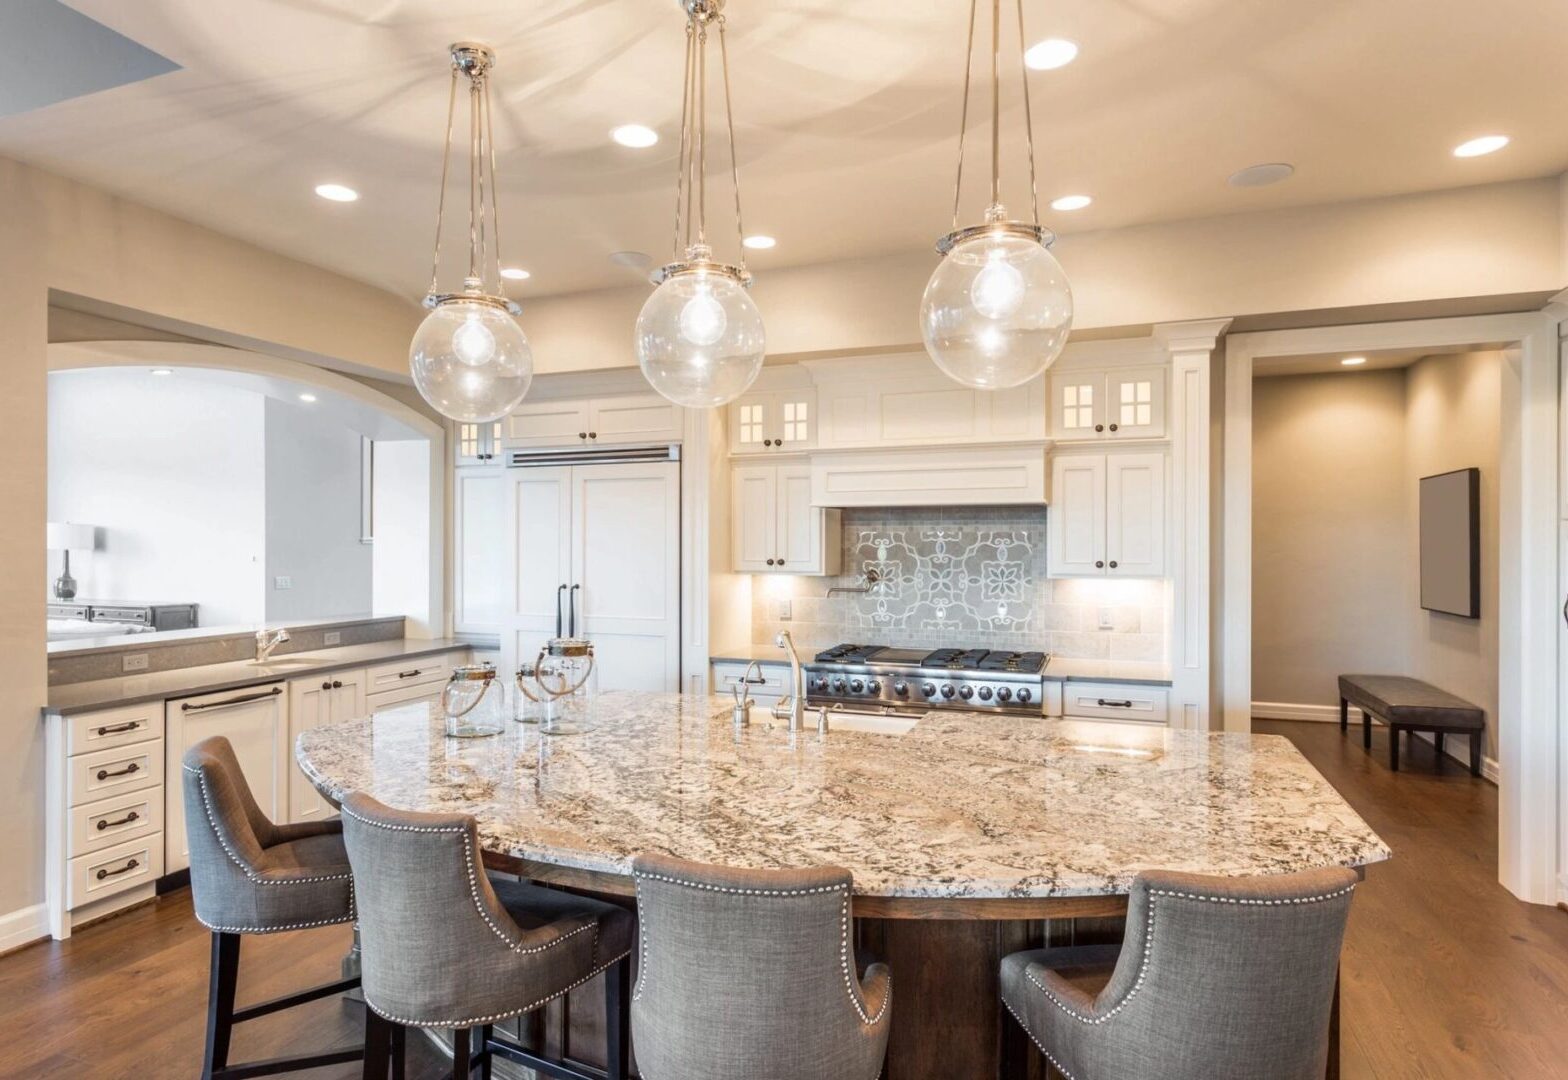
832, 677, 846, 693
850, 679, 865, 693
978, 686, 994, 701
1017, 687, 1033, 704
958, 685, 974, 700
995, 686, 1013, 702
810, 676, 828, 692
892, 680, 909, 696
940, 684, 956, 699
864, 679, 880, 694
921, 682, 937, 697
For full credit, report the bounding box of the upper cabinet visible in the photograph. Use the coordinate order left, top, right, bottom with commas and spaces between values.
731, 462, 841, 574
728, 388, 817, 456
455, 420, 504, 465
1047, 451, 1166, 578
502, 393, 683, 450
1049, 365, 1167, 442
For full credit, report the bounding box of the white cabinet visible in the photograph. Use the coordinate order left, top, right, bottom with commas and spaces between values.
286, 671, 366, 824
1063, 682, 1170, 725
453, 467, 505, 632
1048, 452, 1166, 578
503, 394, 683, 450
731, 463, 842, 574
710, 660, 788, 711
1050, 366, 1166, 441
164, 684, 288, 875
455, 420, 504, 466
502, 461, 682, 692
728, 389, 817, 455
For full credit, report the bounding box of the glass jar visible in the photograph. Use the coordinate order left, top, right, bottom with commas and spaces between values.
516, 637, 596, 734
442, 663, 507, 738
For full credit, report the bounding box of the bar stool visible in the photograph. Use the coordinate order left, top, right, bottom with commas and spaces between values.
630, 853, 891, 1080
1000, 866, 1358, 1080
340, 792, 635, 1080
181, 736, 363, 1080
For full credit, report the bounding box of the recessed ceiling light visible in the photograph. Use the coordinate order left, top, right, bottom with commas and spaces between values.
500, 267, 530, 280
1050, 194, 1092, 211
611, 124, 659, 149
1453, 134, 1509, 158
743, 235, 777, 250
314, 183, 358, 202
1228, 163, 1295, 188
1341, 356, 1367, 367
610, 251, 653, 270
150, 368, 173, 376
1024, 38, 1078, 70
298, 392, 318, 402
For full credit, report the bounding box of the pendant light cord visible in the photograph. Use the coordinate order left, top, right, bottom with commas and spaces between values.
696, 22, 709, 247
673, 21, 696, 257
990, 0, 1001, 209
947, 0, 1044, 230
483, 74, 509, 301
467, 72, 481, 282
427, 67, 460, 297
950, 0, 979, 230
718, 17, 748, 272
1014, 0, 1040, 225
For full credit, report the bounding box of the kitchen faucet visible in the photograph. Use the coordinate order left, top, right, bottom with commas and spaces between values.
773, 630, 805, 731
255, 627, 291, 662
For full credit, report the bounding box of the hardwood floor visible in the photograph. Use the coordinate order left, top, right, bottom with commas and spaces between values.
2, 719, 1565, 1079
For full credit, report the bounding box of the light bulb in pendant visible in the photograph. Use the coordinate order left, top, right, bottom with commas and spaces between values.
452, 315, 497, 366
970, 249, 1025, 319
679, 287, 728, 346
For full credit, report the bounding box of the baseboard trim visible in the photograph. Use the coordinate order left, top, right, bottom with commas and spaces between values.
1252, 700, 1500, 784
0, 903, 48, 957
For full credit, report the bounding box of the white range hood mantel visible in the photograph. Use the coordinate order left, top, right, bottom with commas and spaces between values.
810, 443, 1050, 508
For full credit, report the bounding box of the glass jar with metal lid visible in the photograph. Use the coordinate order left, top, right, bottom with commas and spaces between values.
442, 662, 507, 738
516, 636, 596, 734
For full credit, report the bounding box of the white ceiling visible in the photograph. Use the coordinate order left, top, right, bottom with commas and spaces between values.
3, 0, 1566, 302
1255, 345, 1485, 378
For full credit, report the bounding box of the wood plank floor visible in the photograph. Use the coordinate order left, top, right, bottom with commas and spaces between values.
2, 719, 1565, 1078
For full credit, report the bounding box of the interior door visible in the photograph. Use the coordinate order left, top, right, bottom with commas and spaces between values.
731, 464, 777, 571
1106, 452, 1166, 577
502, 467, 574, 684
572, 461, 681, 691
1048, 454, 1107, 576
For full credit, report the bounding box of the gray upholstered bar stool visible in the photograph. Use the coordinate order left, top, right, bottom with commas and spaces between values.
181, 736, 363, 1080
340, 792, 635, 1080
1000, 866, 1359, 1080
630, 853, 891, 1080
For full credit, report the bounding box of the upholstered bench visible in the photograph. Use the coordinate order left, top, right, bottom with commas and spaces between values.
1338, 674, 1484, 775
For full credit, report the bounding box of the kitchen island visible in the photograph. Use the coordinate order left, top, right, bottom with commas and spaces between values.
298, 691, 1388, 1079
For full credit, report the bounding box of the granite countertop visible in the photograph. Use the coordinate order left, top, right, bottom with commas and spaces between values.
46, 638, 472, 716
297, 690, 1389, 901
709, 648, 1171, 686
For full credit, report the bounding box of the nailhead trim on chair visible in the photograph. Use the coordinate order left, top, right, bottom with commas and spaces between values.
1021, 883, 1357, 1027
1002, 995, 1079, 1080
340, 802, 598, 956
631, 869, 890, 1027
362, 949, 632, 1029
197, 912, 356, 934
185, 764, 354, 887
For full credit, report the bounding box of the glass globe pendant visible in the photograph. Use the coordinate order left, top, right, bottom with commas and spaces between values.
410, 43, 533, 423
922, 0, 1074, 390
636, 0, 765, 408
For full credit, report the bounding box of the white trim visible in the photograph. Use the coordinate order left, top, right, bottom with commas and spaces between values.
1251, 701, 1502, 782
1223, 312, 1559, 904
0, 904, 48, 955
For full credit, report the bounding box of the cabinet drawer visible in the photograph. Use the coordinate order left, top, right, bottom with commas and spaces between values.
70, 740, 162, 806
1062, 683, 1169, 724
67, 702, 164, 756
70, 789, 163, 857
69, 834, 163, 910
365, 652, 461, 693
366, 682, 443, 715
711, 661, 789, 696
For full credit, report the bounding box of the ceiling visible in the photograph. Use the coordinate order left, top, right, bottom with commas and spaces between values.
1255, 345, 1486, 378
2, 0, 1566, 303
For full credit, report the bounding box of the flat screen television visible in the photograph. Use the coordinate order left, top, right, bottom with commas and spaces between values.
1419, 467, 1480, 619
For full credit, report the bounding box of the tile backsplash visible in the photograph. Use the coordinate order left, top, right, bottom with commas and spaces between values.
750, 507, 1167, 661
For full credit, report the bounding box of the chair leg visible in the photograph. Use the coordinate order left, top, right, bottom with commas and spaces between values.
1471, 731, 1483, 777
605, 956, 631, 1080
1362, 710, 1371, 749
202, 932, 241, 1080
391, 1023, 406, 1080
479, 1025, 494, 1080
1390, 726, 1400, 772
452, 1027, 471, 1080
1434, 731, 1444, 764
363, 1011, 392, 1080
1339, 697, 1347, 732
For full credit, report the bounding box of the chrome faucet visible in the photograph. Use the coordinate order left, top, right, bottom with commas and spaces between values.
773, 630, 806, 731
255, 627, 291, 662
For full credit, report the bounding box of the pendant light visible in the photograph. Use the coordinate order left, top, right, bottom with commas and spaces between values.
410, 43, 534, 423
635, 0, 765, 409
921, 0, 1073, 390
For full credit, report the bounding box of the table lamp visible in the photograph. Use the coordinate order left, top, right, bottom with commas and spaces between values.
47, 522, 96, 601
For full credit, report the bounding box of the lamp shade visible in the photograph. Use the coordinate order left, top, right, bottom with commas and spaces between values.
47, 522, 96, 551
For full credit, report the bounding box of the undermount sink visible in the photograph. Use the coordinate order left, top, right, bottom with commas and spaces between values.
822, 710, 921, 736
249, 657, 319, 668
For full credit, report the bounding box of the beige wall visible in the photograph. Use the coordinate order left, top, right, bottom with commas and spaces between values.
524, 178, 1566, 373
1405, 352, 1502, 759
1252, 370, 1412, 704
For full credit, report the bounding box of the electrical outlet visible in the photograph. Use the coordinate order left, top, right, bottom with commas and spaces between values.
274, 576, 293, 590
323, 631, 342, 646
776, 599, 792, 621
1098, 607, 1115, 631
122, 653, 149, 673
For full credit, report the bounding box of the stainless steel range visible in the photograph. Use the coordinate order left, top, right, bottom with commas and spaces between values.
805, 643, 1051, 716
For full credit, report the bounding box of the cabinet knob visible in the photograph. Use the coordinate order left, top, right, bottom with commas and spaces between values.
763, 438, 774, 447
1095, 560, 1105, 569
1108, 561, 1118, 570
1094, 424, 1104, 433
321, 681, 332, 691
589, 432, 597, 439
1108, 423, 1119, 432
332, 679, 343, 689
578, 432, 587, 440
766, 558, 776, 566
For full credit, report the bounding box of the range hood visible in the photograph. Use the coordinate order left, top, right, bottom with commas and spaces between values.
808, 443, 1049, 508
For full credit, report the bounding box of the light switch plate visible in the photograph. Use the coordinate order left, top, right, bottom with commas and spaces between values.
776, 599, 792, 621
323, 631, 342, 646
122, 653, 149, 673
1098, 607, 1115, 631
274, 576, 293, 590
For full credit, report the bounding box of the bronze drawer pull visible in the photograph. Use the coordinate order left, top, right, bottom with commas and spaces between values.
96, 762, 140, 780
1096, 699, 1134, 708
397, 669, 423, 679
96, 811, 140, 831
181, 687, 283, 712
95, 721, 143, 736
95, 859, 139, 880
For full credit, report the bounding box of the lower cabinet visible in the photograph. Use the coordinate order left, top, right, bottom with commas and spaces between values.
287, 671, 367, 824
709, 660, 789, 713
1062, 682, 1170, 725
731, 462, 842, 574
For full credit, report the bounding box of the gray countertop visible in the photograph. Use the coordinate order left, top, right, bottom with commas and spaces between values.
709, 647, 1171, 686
45, 638, 472, 716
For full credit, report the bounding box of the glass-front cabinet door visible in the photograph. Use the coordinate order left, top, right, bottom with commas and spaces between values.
455, 420, 504, 465
1105, 367, 1167, 439
1049, 373, 1106, 440
728, 390, 816, 455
